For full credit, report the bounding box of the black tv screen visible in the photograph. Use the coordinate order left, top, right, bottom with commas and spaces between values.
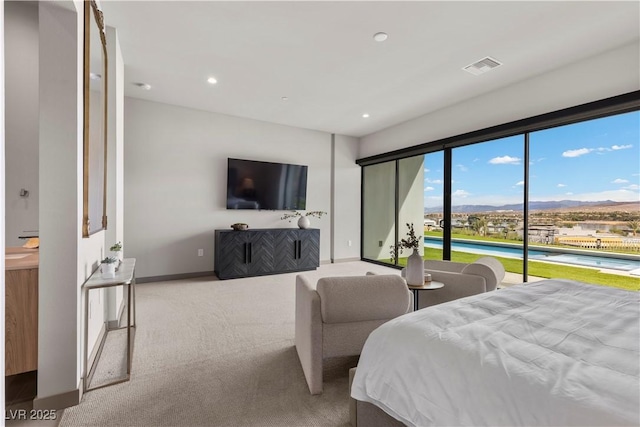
226, 158, 308, 210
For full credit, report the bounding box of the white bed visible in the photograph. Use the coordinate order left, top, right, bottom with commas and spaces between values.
351, 279, 640, 426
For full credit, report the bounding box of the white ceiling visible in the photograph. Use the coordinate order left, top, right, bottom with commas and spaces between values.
101, 1, 640, 138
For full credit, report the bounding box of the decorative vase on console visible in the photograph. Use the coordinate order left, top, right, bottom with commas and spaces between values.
391, 222, 424, 286
101, 257, 118, 277
406, 249, 424, 286
281, 210, 327, 229
297, 216, 311, 229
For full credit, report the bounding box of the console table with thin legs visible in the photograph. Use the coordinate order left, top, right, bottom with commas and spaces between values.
82, 258, 136, 392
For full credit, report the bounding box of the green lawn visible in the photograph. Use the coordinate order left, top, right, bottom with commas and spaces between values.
390, 248, 640, 291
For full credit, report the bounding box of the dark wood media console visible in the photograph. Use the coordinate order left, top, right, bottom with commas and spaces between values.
214, 228, 320, 279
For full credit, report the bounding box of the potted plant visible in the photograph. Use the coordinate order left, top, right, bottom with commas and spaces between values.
390, 223, 424, 286
101, 257, 118, 277
110, 241, 123, 263
280, 210, 327, 229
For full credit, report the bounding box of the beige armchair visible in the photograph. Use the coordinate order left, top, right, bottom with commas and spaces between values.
402, 256, 505, 309
295, 274, 412, 395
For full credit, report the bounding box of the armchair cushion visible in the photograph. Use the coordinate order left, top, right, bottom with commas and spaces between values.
317, 275, 410, 324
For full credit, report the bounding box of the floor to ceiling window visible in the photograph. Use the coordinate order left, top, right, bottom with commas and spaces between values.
359, 92, 639, 291
528, 111, 640, 289
451, 136, 524, 283
423, 152, 444, 261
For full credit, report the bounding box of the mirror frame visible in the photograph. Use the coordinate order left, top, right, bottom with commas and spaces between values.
83, 0, 108, 237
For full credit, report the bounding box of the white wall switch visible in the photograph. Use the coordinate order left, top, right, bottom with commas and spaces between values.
198, 249, 204, 257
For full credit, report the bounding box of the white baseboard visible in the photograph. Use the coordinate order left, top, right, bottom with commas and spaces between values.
331, 257, 361, 263
33, 383, 81, 410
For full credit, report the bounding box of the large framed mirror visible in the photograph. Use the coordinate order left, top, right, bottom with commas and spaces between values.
83, 0, 108, 237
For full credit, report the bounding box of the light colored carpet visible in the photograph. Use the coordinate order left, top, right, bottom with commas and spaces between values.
60, 261, 400, 427
87, 327, 129, 390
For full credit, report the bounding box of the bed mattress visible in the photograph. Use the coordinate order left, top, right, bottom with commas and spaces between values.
351, 279, 640, 426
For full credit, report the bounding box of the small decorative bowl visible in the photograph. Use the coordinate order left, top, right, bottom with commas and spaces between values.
231, 223, 249, 231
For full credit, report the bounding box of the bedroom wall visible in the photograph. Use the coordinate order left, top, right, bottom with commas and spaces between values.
124, 98, 360, 279
38, 0, 85, 403
332, 134, 361, 261
4, 1, 39, 247
359, 42, 640, 158
36, 0, 124, 408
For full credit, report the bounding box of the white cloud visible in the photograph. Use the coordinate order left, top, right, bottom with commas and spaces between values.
562, 148, 592, 158
489, 155, 521, 165
563, 145, 632, 158
456, 164, 468, 172
424, 186, 435, 192
425, 178, 443, 184
565, 192, 574, 195
612, 178, 629, 184
424, 168, 430, 173
515, 181, 524, 186
557, 183, 566, 188
452, 189, 470, 198
624, 184, 640, 190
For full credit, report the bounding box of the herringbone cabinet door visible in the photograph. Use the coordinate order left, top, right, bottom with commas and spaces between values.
247, 231, 275, 275
298, 229, 320, 269
273, 230, 299, 272
216, 232, 250, 279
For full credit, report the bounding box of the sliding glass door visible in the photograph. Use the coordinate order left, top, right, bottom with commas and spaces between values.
360, 94, 639, 290
362, 161, 396, 263
450, 136, 523, 283
422, 152, 445, 261
528, 111, 640, 289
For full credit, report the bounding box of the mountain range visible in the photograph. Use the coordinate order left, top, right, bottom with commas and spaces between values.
424, 200, 634, 214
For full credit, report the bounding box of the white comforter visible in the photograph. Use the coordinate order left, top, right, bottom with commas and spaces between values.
351, 279, 640, 426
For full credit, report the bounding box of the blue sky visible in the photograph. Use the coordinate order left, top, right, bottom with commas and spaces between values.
424, 111, 640, 207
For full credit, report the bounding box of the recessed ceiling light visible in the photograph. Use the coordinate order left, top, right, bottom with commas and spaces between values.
134, 82, 151, 90
373, 32, 388, 42
207, 77, 218, 84
362, 113, 370, 118
89, 73, 101, 80
281, 96, 289, 101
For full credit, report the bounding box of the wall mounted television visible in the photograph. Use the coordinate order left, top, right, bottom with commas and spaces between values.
226, 158, 308, 210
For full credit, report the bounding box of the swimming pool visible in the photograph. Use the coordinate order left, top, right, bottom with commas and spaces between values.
424, 237, 640, 272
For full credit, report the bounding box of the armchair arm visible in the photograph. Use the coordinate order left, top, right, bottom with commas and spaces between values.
295, 275, 323, 394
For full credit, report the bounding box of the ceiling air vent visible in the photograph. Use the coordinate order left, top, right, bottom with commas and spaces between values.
463, 56, 502, 75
